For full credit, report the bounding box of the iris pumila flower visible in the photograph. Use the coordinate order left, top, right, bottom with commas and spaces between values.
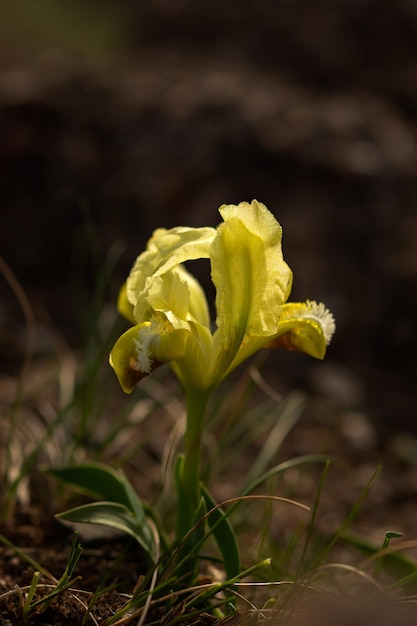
110, 200, 335, 394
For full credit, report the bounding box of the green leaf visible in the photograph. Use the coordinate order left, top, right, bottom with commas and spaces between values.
341, 531, 417, 593
47, 462, 145, 519
56, 502, 156, 561
201, 484, 240, 580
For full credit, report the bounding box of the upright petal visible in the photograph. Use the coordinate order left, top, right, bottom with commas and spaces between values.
126, 226, 216, 316
177, 266, 211, 327
146, 269, 193, 321
210, 201, 292, 362
145, 266, 210, 327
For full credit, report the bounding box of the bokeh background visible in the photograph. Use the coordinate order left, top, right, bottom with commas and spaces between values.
1, 0, 417, 432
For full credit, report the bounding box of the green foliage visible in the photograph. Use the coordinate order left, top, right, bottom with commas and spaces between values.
57, 502, 156, 561
48, 462, 146, 519
201, 485, 241, 581
49, 463, 157, 561
3, 206, 417, 624
0, 531, 83, 621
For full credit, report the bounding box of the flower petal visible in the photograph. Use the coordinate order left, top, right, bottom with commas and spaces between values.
211, 200, 292, 360
117, 283, 136, 324
109, 320, 189, 393
179, 266, 211, 327
126, 226, 216, 318
268, 301, 336, 359
146, 266, 210, 327
170, 321, 214, 391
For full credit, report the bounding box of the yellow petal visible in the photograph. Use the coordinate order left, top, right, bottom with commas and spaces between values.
117, 282, 136, 324
126, 226, 216, 317
170, 321, 214, 391
145, 266, 210, 327
211, 200, 292, 360
268, 301, 335, 359
146, 270, 191, 321
109, 319, 189, 393
178, 266, 210, 327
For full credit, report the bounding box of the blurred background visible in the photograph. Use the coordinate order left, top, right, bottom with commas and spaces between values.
1, 0, 417, 431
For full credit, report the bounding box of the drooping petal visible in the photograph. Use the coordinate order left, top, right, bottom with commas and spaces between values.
268, 300, 336, 359
126, 226, 216, 317
210, 201, 292, 363
109, 319, 189, 393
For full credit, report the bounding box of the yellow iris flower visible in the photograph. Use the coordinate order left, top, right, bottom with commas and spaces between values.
110, 200, 335, 393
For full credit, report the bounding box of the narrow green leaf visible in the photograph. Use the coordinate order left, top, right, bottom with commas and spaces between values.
56, 501, 156, 561
59, 531, 83, 583
298, 460, 330, 574
311, 464, 382, 571
201, 484, 240, 580
174, 453, 188, 539
241, 454, 336, 500
47, 462, 145, 519
342, 531, 417, 593
22, 571, 41, 618
244, 391, 305, 488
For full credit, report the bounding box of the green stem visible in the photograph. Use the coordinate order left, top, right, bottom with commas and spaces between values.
176, 389, 210, 540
